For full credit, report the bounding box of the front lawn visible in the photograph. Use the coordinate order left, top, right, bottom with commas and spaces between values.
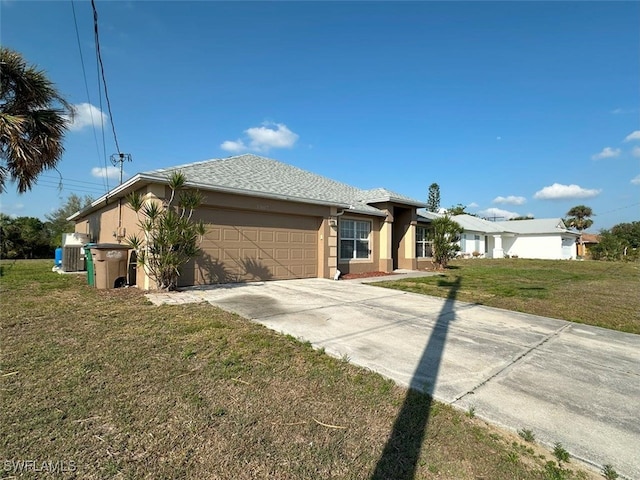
1, 260, 600, 479
375, 259, 640, 334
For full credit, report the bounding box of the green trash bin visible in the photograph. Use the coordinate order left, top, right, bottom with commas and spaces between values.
84, 243, 96, 287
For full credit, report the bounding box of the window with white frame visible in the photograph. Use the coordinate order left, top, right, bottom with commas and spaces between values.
416, 226, 433, 258
339, 219, 371, 260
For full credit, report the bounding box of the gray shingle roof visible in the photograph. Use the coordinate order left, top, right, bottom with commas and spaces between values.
493, 218, 576, 235
143, 154, 424, 215
416, 212, 578, 237
452, 214, 507, 233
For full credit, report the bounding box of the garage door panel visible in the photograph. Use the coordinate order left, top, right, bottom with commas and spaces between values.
260, 231, 274, 242
223, 248, 240, 261
243, 229, 258, 242
275, 249, 289, 260
223, 228, 240, 241
242, 248, 258, 258
195, 209, 319, 282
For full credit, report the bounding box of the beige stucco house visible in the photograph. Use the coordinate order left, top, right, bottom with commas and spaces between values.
70, 154, 432, 289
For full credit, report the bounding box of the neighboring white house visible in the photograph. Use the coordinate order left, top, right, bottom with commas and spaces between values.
418, 212, 579, 260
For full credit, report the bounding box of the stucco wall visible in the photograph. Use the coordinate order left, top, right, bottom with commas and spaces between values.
507, 235, 565, 260
337, 215, 382, 275
459, 231, 488, 257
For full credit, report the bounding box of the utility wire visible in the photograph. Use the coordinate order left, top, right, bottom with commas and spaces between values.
40, 175, 109, 188
92, 13, 109, 193
70, 0, 108, 194
91, 0, 121, 182
596, 202, 640, 217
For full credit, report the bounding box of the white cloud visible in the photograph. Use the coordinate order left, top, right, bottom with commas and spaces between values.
246, 123, 298, 151
220, 140, 247, 153
64, 103, 108, 131
591, 147, 621, 160
631, 175, 640, 185
477, 207, 520, 220
221, 122, 299, 153
91, 166, 122, 180
467, 202, 479, 208
534, 183, 601, 200
493, 195, 526, 206
632, 146, 640, 158
624, 130, 640, 142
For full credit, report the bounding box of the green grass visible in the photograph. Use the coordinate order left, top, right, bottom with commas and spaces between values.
374, 259, 640, 334
1, 260, 600, 479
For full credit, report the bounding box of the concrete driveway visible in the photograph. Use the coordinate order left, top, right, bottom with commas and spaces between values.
148, 277, 640, 479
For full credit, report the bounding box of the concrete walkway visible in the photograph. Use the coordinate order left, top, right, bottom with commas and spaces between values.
147, 277, 640, 479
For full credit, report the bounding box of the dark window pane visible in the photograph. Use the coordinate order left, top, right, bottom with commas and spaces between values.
340, 240, 354, 259
355, 240, 369, 258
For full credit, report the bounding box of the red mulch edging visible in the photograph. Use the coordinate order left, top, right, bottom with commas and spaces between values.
339, 271, 397, 280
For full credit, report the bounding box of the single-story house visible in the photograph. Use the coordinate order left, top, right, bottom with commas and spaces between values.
576, 233, 600, 258
421, 213, 579, 260
70, 154, 433, 289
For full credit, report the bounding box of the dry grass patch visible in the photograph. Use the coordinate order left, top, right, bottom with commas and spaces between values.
376, 259, 640, 334
1, 260, 599, 479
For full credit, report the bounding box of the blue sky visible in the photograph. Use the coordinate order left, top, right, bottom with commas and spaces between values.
1, 1, 639, 230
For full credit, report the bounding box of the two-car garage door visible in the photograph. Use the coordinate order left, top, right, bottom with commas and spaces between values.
194, 209, 320, 283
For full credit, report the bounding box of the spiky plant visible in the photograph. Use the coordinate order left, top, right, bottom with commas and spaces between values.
126, 171, 206, 291
430, 215, 463, 269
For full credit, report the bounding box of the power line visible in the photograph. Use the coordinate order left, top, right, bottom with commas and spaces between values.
70, 0, 108, 193
596, 202, 640, 217
33, 181, 105, 196
40, 175, 108, 189
91, 0, 122, 177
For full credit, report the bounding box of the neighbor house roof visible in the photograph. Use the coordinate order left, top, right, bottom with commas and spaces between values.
493, 218, 578, 235
580, 233, 600, 244
452, 214, 506, 234
415, 211, 579, 237
69, 154, 425, 220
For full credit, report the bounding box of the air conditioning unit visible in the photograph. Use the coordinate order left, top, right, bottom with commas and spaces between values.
62, 246, 84, 272
61, 233, 91, 272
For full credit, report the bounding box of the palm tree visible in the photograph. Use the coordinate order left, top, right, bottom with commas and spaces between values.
565, 205, 594, 257
565, 205, 594, 232
0, 47, 72, 193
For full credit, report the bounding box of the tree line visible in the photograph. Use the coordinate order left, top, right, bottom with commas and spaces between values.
0, 194, 92, 259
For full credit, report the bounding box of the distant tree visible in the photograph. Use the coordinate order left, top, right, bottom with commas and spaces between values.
430, 215, 463, 269
126, 171, 206, 291
0, 215, 52, 259
510, 215, 534, 221
565, 205, 594, 233
590, 230, 626, 261
0, 47, 72, 193
610, 221, 640, 249
426, 183, 441, 213
447, 204, 467, 216
566, 205, 595, 256
45, 193, 93, 248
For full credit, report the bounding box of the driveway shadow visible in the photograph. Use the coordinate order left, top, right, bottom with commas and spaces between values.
371, 276, 461, 479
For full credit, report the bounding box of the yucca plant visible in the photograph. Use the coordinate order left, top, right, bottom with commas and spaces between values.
126, 171, 206, 291
430, 214, 463, 269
